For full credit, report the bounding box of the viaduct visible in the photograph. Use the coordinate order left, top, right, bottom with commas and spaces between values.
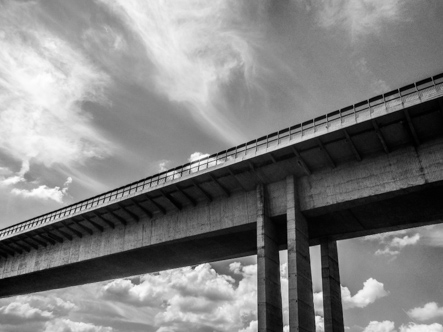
1, 73, 443, 332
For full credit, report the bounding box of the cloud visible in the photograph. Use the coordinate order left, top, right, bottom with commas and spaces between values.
354, 57, 390, 95
239, 320, 258, 332
44, 319, 113, 332
101, 263, 257, 331
0, 1, 112, 187
158, 160, 170, 173
11, 177, 73, 203
342, 278, 388, 309
316, 315, 325, 332
399, 323, 443, 332
314, 278, 388, 315
364, 230, 420, 257
95, 0, 261, 145
417, 225, 443, 248
0, 295, 77, 326
363, 321, 396, 332
0, 302, 53, 324
0, 161, 29, 186
408, 302, 443, 322
188, 152, 210, 163
363, 321, 443, 332
315, 0, 411, 41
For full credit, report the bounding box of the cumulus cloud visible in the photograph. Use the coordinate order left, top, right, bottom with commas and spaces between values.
0, 0, 111, 194
188, 152, 210, 163
408, 302, 443, 322
11, 177, 73, 203
416, 225, 443, 248
342, 278, 388, 309
363, 320, 396, 332
315, 0, 411, 41
44, 319, 113, 332
0, 302, 53, 324
0, 294, 77, 328
399, 323, 443, 332
316, 315, 325, 332
314, 278, 388, 315
363, 321, 443, 332
364, 230, 420, 257
95, 0, 261, 144
0, 161, 29, 186
101, 263, 257, 331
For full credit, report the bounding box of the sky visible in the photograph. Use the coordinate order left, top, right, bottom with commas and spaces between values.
1, 0, 443, 331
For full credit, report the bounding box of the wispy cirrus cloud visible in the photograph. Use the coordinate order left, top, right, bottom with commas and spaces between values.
315, 0, 411, 41
95, 0, 262, 145
0, 1, 112, 202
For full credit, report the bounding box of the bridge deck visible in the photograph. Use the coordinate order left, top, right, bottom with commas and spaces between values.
0, 73, 443, 262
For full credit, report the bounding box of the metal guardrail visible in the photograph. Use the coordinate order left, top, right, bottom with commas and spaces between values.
1, 73, 443, 240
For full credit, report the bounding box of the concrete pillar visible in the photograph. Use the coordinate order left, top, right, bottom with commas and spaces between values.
286, 175, 315, 332
257, 183, 283, 332
321, 240, 344, 332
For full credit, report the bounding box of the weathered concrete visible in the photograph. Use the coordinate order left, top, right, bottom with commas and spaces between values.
257, 183, 283, 332
2, 138, 443, 297
321, 240, 344, 332
0, 191, 259, 297
287, 175, 315, 332
301, 140, 443, 213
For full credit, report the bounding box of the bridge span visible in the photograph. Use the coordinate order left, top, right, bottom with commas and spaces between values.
1, 73, 443, 332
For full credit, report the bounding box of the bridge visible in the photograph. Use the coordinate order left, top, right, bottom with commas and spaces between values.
1, 73, 443, 332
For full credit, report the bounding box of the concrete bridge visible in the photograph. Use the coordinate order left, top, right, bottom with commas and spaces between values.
1, 73, 443, 332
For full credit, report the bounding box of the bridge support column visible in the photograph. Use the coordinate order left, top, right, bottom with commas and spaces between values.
257, 183, 283, 332
287, 175, 315, 332
321, 240, 344, 332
